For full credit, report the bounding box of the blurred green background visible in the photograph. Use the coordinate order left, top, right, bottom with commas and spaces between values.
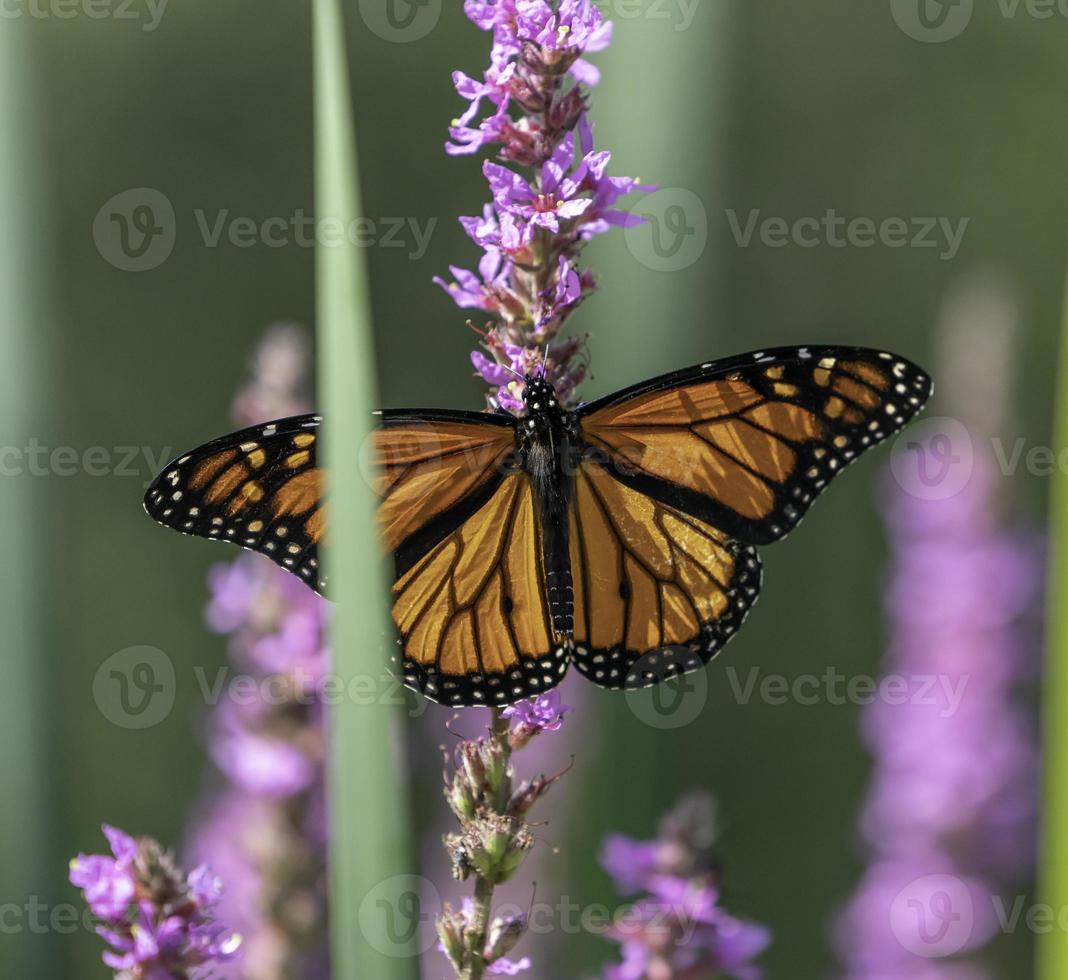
1, 0, 1063, 976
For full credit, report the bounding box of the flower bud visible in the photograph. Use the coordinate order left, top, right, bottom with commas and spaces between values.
463, 811, 534, 884
437, 905, 467, 974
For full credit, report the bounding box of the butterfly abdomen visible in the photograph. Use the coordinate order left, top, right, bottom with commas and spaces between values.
546, 564, 574, 637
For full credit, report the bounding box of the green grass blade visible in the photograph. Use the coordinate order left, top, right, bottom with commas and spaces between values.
1040, 270, 1068, 979
313, 3, 418, 976
0, 18, 55, 980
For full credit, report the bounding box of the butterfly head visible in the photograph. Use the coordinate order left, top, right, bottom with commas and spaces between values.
522, 374, 560, 417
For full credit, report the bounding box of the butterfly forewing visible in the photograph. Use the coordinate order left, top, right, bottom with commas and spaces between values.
578, 345, 932, 545
144, 415, 328, 590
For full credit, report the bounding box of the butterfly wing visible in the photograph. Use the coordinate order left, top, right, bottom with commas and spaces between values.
145, 409, 567, 706
144, 414, 328, 590
578, 345, 932, 545
569, 458, 762, 689
392, 470, 571, 706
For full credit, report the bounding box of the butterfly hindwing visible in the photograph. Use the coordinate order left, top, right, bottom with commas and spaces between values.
578, 345, 932, 545
393, 472, 571, 706
569, 458, 762, 690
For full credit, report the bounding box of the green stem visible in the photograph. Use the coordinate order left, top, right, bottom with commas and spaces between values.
463, 708, 512, 980
313, 2, 417, 977
1038, 268, 1068, 979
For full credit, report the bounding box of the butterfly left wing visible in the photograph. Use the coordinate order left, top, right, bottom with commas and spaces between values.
569, 458, 762, 690
577, 345, 932, 545
143, 409, 517, 597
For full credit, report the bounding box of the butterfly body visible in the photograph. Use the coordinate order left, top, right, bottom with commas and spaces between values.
516, 375, 577, 638
145, 344, 933, 707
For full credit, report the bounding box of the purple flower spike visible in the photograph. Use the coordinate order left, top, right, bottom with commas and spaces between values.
439, 0, 649, 412
71, 826, 242, 977
833, 315, 1040, 977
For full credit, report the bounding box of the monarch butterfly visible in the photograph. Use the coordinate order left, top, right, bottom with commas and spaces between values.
144, 344, 931, 707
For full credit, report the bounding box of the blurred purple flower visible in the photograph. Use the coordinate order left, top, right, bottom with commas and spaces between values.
71, 826, 241, 978
599, 794, 771, 979
833, 322, 1041, 979
185, 326, 331, 978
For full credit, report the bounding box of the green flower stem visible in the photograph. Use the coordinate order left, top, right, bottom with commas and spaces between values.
313, 2, 417, 977
463, 708, 512, 980
1039, 269, 1068, 979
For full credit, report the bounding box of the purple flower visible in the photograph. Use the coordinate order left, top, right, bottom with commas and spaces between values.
69, 825, 138, 922
440, 0, 650, 414
187, 326, 330, 976
503, 690, 571, 733
600, 834, 663, 894
71, 827, 242, 976
833, 316, 1041, 978
211, 700, 317, 799
599, 795, 771, 979
489, 956, 532, 975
